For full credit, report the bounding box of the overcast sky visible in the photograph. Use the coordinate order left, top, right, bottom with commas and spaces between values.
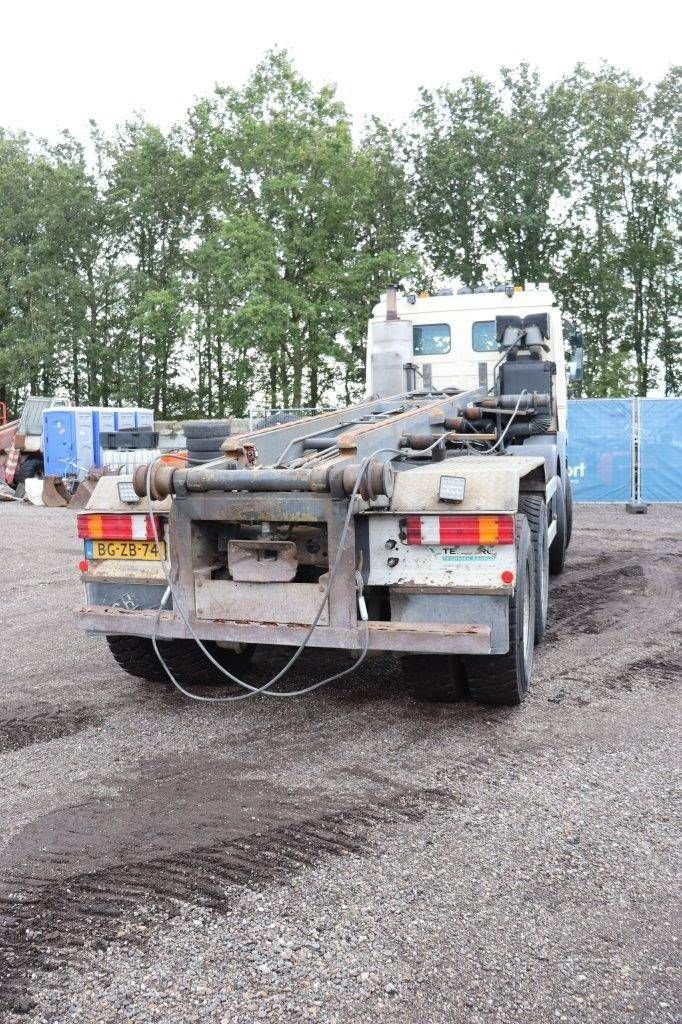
2, 0, 678, 141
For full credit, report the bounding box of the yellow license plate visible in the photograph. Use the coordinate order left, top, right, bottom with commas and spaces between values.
85, 539, 166, 561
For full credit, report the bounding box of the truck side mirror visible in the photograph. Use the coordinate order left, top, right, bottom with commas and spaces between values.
568, 346, 584, 382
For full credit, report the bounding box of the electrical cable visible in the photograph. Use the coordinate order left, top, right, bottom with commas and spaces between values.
145, 445, 409, 701
145, 421, 502, 702
151, 586, 371, 702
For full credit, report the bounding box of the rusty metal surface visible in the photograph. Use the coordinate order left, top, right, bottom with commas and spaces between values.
333, 394, 481, 464
68, 479, 97, 509
221, 388, 483, 470
82, 560, 167, 583
183, 466, 330, 495
0, 419, 18, 453
75, 605, 492, 655
195, 579, 330, 626
41, 477, 69, 508
227, 540, 298, 583
390, 455, 546, 513
179, 492, 333, 524
222, 396, 410, 466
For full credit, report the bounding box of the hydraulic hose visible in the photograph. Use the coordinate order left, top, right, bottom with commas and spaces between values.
502, 416, 551, 439
484, 390, 529, 453
144, 435, 451, 703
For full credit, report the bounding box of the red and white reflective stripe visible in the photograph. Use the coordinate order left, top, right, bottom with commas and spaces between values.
77, 514, 162, 541
130, 515, 150, 540
4, 445, 20, 485
417, 516, 441, 544
404, 515, 515, 546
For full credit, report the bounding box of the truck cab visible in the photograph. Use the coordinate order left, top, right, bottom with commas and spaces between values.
367, 284, 569, 433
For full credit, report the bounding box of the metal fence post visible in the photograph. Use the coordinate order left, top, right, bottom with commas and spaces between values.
632, 398, 638, 503
626, 397, 648, 513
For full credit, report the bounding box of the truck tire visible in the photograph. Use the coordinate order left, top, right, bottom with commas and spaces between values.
185, 436, 229, 452
106, 635, 167, 682
14, 456, 44, 485
155, 639, 255, 687
186, 451, 225, 466
518, 494, 549, 643
549, 476, 567, 576
462, 515, 535, 706
256, 412, 298, 429
564, 472, 574, 549
183, 420, 232, 440
401, 653, 466, 702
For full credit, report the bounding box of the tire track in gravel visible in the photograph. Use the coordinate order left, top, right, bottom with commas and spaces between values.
0, 738, 530, 1012
547, 562, 645, 633
0, 704, 103, 754
0, 780, 466, 1013
545, 549, 681, 640
537, 547, 681, 707
2, 506, 680, 1015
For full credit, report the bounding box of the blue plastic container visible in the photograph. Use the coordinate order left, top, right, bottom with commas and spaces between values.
115, 408, 137, 430
43, 408, 96, 479
136, 409, 154, 428
92, 408, 116, 466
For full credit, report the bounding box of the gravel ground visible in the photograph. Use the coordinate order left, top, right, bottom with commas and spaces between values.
0, 503, 679, 1023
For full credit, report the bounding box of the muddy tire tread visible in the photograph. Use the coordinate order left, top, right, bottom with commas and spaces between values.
463, 516, 535, 706
106, 635, 166, 682
401, 654, 465, 703
155, 640, 253, 687
518, 494, 548, 643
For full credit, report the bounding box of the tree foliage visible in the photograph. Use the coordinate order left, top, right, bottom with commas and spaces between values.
0, 55, 679, 417
413, 63, 680, 397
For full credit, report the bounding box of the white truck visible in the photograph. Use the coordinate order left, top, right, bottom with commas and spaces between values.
75, 284, 583, 706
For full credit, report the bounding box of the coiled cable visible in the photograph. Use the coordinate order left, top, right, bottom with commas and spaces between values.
146, 447, 404, 701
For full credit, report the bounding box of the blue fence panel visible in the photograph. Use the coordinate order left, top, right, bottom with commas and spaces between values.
639, 399, 682, 502
567, 400, 634, 503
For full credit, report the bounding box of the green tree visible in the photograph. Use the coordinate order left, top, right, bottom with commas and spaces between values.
412, 67, 571, 286
186, 51, 413, 412
103, 121, 190, 413
559, 66, 681, 396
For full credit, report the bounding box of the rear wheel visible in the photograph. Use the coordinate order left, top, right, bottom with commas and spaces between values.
549, 476, 567, 576
564, 472, 574, 549
154, 639, 255, 687
518, 494, 549, 643
462, 515, 535, 706
401, 653, 466, 703
106, 635, 167, 682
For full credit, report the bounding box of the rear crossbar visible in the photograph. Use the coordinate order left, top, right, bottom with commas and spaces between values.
76, 605, 492, 655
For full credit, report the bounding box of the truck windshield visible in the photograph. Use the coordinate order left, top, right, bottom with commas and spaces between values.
413, 324, 451, 356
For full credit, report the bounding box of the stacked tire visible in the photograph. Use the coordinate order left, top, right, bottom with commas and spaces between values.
183, 419, 231, 465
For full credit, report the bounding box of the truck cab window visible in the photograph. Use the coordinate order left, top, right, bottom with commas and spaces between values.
413, 324, 451, 356
472, 321, 497, 352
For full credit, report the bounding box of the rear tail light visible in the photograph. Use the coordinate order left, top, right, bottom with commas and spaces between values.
77, 513, 163, 541
404, 515, 515, 546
